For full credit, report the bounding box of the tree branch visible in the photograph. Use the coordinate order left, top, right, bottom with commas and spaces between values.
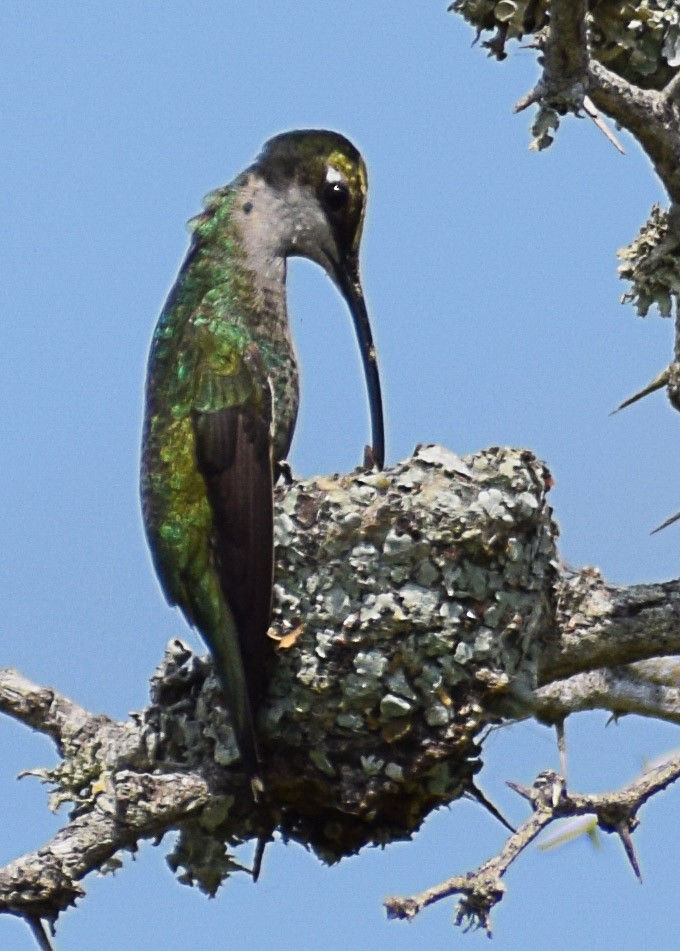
452, 1, 680, 414
514, 0, 588, 116
0, 740, 211, 926
588, 61, 680, 204
0, 668, 98, 747
539, 572, 680, 684
2, 446, 680, 935
385, 752, 680, 930
533, 665, 680, 724
511, 0, 680, 200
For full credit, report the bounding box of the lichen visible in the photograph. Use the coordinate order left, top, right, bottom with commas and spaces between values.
450, 0, 679, 89
146, 445, 558, 887
618, 205, 680, 317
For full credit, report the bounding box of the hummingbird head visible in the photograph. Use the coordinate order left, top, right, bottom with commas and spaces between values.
254, 129, 368, 279
251, 129, 385, 469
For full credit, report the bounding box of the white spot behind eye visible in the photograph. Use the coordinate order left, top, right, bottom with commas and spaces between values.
325, 166, 343, 184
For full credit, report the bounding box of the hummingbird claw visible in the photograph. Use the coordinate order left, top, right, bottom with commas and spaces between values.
363, 444, 380, 471
275, 460, 294, 484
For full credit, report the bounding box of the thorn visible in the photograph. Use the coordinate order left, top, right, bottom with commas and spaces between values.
251, 834, 269, 882
506, 779, 533, 802
610, 367, 670, 415
617, 822, 642, 882
467, 783, 515, 833
26, 918, 54, 951
651, 509, 680, 535
582, 95, 626, 154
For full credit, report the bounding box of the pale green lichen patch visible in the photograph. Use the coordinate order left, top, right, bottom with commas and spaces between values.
618, 205, 680, 318
264, 446, 556, 844
450, 0, 678, 89
380, 694, 413, 718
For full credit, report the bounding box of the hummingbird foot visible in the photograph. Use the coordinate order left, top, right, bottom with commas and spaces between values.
362, 443, 382, 471
275, 460, 294, 484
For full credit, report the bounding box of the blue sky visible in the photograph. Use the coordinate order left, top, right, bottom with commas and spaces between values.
2, 3, 680, 949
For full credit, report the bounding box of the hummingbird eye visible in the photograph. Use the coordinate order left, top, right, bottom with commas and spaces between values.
322, 179, 350, 213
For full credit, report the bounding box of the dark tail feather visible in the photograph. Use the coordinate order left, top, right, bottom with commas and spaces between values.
201, 605, 265, 796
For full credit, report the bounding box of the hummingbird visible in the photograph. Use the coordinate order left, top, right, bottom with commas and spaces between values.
141, 130, 385, 794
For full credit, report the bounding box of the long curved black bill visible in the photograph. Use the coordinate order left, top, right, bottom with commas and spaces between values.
334, 256, 385, 470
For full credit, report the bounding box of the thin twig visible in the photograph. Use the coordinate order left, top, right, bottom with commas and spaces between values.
385, 755, 680, 928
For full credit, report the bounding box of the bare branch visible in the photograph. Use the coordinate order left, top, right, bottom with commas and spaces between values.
539, 572, 680, 683
497, 0, 680, 202
663, 71, 680, 107
385, 771, 561, 931
0, 767, 211, 924
0, 668, 99, 748
533, 666, 680, 724
386, 754, 680, 927
542, 0, 588, 85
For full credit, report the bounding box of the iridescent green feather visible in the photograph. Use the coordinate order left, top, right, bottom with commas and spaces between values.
141, 184, 274, 780
143, 188, 258, 609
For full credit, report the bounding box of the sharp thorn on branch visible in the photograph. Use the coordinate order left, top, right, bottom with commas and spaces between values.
616, 822, 643, 882
26, 918, 54, 951
506, 779, 533, 803
514, 85, 543, 114
610, 367, 670, 415
251, 832, 271, 882
582, 96, 625, 154
650, 509, 680, 535
467, 782, 516, 833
